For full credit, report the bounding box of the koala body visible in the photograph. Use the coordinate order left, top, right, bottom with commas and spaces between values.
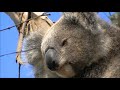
25, 12, 120, 78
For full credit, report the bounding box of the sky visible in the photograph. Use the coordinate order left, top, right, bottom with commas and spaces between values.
0, 12, 114, 78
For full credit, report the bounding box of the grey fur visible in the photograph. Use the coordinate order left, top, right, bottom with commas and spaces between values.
24, 12, 120, 78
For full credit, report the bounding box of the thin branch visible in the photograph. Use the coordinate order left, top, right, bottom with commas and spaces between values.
17, 12, 24, 31
17, 12, 24, 78
0, 13, 50, 32
104, 12, 110, 19
16, 12, 29, 65
109, 12, 112, 16
18, 64, 21, 78
0, 48, 37, 58
0, 51, 19, 57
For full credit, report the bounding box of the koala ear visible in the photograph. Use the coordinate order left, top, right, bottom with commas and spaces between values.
63, 12, 99, 33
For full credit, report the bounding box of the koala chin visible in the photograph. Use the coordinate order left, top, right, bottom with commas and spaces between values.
55, 64, 75, 78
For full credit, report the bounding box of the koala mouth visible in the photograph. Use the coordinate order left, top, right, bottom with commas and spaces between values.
55, 63, 76, 78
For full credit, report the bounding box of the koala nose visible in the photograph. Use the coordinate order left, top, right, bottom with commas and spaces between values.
45, 48, 59, 71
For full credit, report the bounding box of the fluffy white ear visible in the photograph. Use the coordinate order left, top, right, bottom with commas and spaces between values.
24, 30, 43, 65
63, 12, 99, 33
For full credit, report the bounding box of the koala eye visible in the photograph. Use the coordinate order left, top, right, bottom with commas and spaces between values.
61, 38, 68, 47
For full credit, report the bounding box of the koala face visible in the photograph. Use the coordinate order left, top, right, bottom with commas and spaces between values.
41, 13, 99, 78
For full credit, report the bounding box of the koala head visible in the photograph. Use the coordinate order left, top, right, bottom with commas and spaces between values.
41, 12, 104, 78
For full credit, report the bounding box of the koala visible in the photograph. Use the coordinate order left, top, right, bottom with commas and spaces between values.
25, 12, 120, 78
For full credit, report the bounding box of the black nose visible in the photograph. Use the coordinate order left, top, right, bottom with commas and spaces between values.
45, 48, 59, 71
